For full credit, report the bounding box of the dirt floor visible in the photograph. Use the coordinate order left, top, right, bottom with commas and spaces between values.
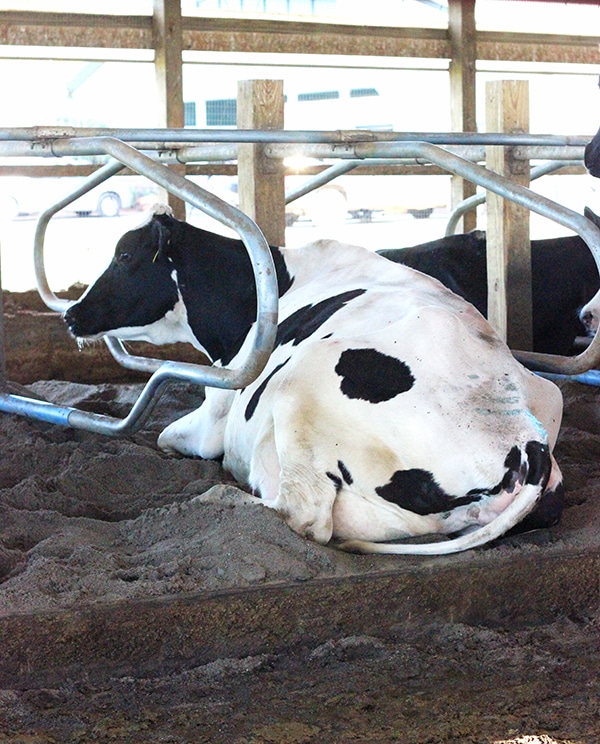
1, 374, 600, 743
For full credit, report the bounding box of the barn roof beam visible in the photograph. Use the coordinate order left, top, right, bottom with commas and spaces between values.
0, 11, 597, 65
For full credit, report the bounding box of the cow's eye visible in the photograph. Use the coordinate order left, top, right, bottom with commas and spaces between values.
118, 251, 132, 264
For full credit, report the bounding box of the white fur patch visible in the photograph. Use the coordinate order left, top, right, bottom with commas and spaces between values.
103, 292, 205, 353
135, 202, 174, 229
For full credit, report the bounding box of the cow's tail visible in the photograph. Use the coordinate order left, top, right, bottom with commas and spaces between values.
338, 443, 553, 556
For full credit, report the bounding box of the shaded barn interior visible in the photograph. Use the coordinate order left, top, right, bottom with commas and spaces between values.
2, 2, 600, 742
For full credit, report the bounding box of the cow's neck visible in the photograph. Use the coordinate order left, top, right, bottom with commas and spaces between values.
169, 222, 292, 365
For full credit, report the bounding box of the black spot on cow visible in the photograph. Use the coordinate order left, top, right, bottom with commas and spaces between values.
504, 445, 521, 472
335, 348, 415, 403
338, 460, 353, 485
276, 289, 366, 348
326, 471, 343, 493
468, 446, 524, 497
326, 461, 354, 494
504, 441, 562, 534
244, 359, 290, 421
376, 469, 481, 516
525, 440, 551, 487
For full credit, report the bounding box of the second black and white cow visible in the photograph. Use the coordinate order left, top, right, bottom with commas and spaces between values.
378, 207, 600, 356
585, 130, 600, 178
64, 205, 564, 555
585, 84, 600, 178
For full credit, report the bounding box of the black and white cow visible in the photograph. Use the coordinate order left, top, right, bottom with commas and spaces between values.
378, 207, 600, 356
585, 130, 600, 178
585, 81, 600, 178
64, 204, 564, 555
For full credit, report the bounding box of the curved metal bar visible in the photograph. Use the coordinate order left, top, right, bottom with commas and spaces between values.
283, 158, 419, 205
444, 160, 583, 237
354, 141, 600, 375
34, 159, 126, 312
0, 361, 202, 436
0, 136, 279, 436
34, 137, 278, 393
103, 337, 167, 376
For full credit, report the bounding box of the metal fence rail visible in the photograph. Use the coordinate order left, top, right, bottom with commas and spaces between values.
0, 134, 279, 436
0, 127, 597, 436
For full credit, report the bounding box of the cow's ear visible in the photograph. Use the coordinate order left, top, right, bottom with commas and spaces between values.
151, 215, 173, 262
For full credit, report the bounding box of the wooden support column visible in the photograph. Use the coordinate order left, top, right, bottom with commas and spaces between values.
0, 248, 6, 388
237, 79, 286, 247
485, 80, 532, 350
153, 0, 186, 220
449, 0, 477, 232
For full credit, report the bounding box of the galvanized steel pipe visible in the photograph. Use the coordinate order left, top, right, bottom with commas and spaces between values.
444, 160, 584, 237
1, 129, 599, 438
0, 126, 592, 147
1, 137, 279, 436
350, 140, 600, 375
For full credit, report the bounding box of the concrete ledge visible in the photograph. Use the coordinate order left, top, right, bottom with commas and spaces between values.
2, 547, 598, 687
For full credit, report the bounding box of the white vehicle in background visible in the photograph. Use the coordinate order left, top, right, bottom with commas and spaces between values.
0, 177, 47, 221
52, 175, 158, 217
0, 175, 158, 220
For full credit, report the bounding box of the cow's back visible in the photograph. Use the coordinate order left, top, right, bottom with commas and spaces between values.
221, 242, 561, 539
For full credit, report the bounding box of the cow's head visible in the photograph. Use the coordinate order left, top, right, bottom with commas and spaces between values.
585, 129, 600, 179
578, 206, 600, 335
585, 79, 600, 178
63, 205, 190, 347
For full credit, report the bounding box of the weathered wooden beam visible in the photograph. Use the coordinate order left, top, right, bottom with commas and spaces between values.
0, 12, 151, 49
153, 0, 185, 220
485, 80, 532, 350
183, 19, 448, 58
237, 80, 286, 247
478, 30, 600, 64
449, 0, 477, 232
0, 11, 598, 66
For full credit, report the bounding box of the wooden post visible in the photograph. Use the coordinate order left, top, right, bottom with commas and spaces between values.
153, 0, 186, 220
237, 79, 286, 247
485, 80, 532, 350
0, 247, 6, 388
449, 0, 477, 232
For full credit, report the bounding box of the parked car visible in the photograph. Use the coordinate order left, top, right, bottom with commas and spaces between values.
0, 174, 158, 220
0, 176, 48, 221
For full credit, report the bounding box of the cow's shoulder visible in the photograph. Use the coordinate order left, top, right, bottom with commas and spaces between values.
281, 239, 440, 295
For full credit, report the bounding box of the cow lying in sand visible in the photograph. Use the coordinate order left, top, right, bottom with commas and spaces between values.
64, 205, 563, 555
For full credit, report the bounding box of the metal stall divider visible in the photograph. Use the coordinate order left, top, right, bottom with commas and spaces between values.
445, 159, 585, 237
0, 128, 597, 436
265, 139, 600, 374
0, 136, 279, 436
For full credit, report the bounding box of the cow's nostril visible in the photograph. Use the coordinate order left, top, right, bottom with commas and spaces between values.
581, 311, 594, 328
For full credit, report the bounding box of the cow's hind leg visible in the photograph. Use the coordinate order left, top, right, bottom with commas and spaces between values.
505, 452, 564, 535
265, 392, 338, 545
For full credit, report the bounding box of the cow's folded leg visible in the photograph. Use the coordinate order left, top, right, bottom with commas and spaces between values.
275, 465, 337, 545
158, 389, 235, 459
265, 396, 337, 545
